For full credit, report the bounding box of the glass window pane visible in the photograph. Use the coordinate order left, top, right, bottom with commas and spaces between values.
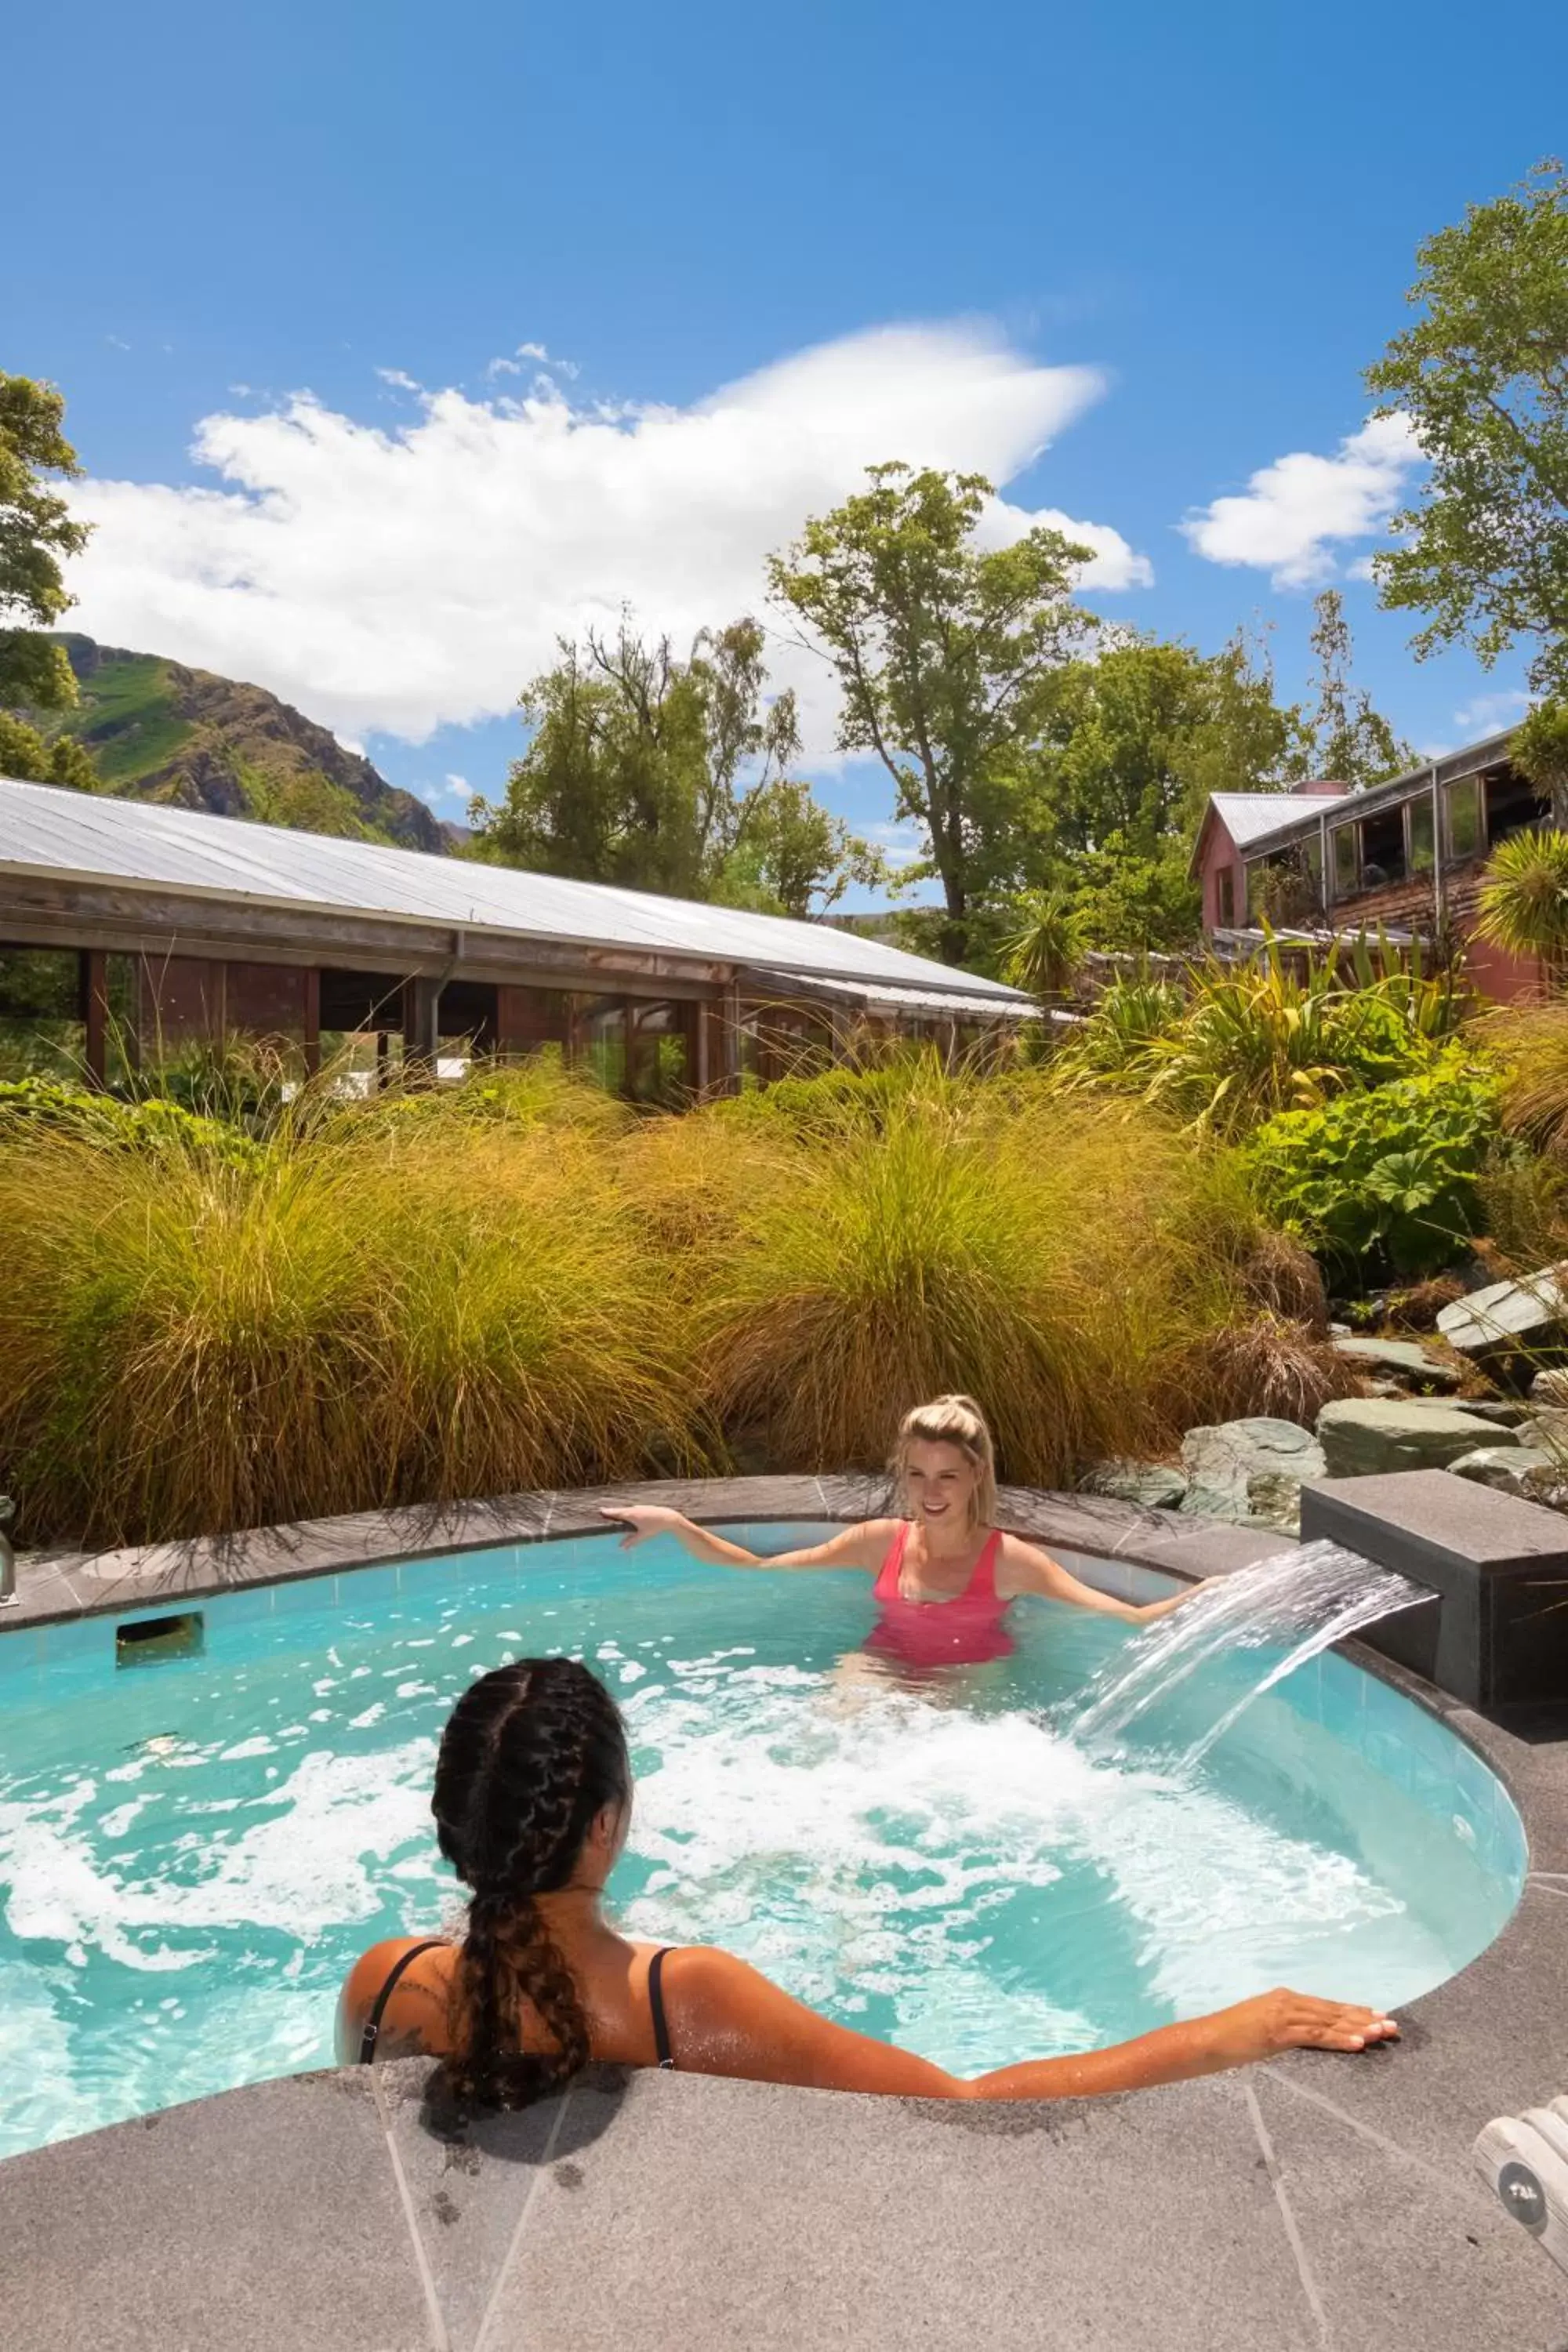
1446, 776, 1482, 861
1304, 831, 1323, 880
0, 946, 85, 1080
1409, 795, 1436, 874
1332, 825, 1359, 896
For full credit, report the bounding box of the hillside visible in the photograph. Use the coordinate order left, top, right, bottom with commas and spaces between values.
40, 636, 448, 851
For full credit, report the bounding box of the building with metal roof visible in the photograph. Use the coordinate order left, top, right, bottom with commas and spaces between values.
0, 775, 1032, 1096
1189, 728, 1546, 1001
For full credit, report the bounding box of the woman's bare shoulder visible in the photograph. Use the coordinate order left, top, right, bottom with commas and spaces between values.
336, 1936, 455, 2061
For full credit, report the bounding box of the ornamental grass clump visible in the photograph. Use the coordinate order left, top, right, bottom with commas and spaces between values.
684, 1083, 1287, 1486
0, 1110, 701, 1549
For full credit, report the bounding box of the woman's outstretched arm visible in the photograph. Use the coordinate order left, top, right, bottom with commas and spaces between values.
999, 1535, 1210, 1623
599, 1504, 891, 1573
659, 1948, 1399, 2100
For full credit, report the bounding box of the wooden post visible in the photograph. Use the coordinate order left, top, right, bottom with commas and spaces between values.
402, 976, 443, 1076
722, 981, 742, 1096
82, 949, 108, 1090
303, 967, 321, 1076
694, 995, 712, 1096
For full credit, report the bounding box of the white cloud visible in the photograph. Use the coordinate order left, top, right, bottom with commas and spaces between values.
375, 366, 423, 393
1454, 690, 1530, 734
1180, 414, 1421, 589
61, 322, 1149, 753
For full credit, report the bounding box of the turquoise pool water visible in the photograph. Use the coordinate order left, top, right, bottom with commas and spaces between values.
0, 1526, 1526, 2157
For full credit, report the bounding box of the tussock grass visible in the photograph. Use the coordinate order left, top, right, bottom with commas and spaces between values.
0, 1104, 701, 1549
1, 1052, 1360, 1547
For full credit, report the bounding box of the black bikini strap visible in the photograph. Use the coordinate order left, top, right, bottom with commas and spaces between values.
648, 1946, 675, 2070
358, 1939, 445, 2065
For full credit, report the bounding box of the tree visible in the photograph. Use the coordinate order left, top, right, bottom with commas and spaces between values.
1294, 590, 1413, 788
1000, 887, 1084, 998
1034, 632, 1306, 858
1066, 837, 1203, 954
1512, 698, 1568, 829
1367, 158, 1568, 697
768, 463, 1090, 963
1475, 828, 1568, 982
0, 373, 91, 712
470, 615, 873, 909
715, 777, 886, 917
0, 710, 100, 790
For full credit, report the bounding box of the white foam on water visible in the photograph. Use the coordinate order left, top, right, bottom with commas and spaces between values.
617, 1666, 1432, 2067
0, 1741, 441, 1972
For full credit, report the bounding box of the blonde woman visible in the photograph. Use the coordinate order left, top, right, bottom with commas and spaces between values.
603, 1394, 1206, 1668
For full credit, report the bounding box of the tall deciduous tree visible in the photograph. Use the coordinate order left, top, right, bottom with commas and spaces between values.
1294, 590, 1414, 788
1367, 158, 1568, 697
469, 615, 877, 909
768, 463, 1090, 962
0, 372, 91, 712
1035, 632, 1306, 857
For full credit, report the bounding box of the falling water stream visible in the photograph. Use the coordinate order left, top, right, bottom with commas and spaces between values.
1067, 1541, 1436, 1765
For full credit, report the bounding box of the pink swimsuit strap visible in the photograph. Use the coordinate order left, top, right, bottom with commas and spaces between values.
873, 1521, 1003, 1609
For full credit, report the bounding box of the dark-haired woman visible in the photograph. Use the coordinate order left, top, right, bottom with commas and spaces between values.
337, 1657, 1399, 2104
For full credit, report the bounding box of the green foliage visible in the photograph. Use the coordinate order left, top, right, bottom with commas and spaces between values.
1367, 158, 1568, 698
1063, 835, 1203, 954
1475, 826, 1568, 970
244, 762, 381, 840
768, 463, 1088, 961
0, 373, 90, 711
1054, 934, 1464, 1136
1243, 1062, 1501, 1277
1035, 633, 1306, 858
1000, 887, 1085, 996
1293, 590, 1414, 787
713, 775, 888, 917
0, 710, 99, 789
0, 1076, 261, 1167
470, 615, 872, 909
1512, 699, 1568, 828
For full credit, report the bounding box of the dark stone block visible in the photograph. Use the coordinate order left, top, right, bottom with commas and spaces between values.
1300, 1471, 1568, 1711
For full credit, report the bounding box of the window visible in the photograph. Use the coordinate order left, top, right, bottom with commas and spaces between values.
1445, 776, 1482, 862
1216, 866, 1235, 927
1332, 825, 1359, 898
1409, 794, 1436, 875
1485, 767, 1551, 849
1304, 831, 1324, 884
1358, 805, 1406, 888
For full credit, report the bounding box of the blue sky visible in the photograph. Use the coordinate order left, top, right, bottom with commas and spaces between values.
9, 0, 1567, 876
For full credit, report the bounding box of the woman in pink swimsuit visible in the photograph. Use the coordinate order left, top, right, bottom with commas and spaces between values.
604, 1392, 1207, 1669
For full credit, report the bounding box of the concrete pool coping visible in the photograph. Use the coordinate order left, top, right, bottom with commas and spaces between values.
3, 1476, 1566, 2351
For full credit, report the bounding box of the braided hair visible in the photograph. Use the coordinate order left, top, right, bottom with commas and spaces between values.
432, 1657, 630, 2109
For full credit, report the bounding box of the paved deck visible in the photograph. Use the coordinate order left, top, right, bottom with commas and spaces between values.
3, 1480, 1566, 2350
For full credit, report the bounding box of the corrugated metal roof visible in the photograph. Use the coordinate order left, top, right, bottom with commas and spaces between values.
1208, 793, 1345, 848
0, 775, 1029, 1007
760, 968, 1033, 1021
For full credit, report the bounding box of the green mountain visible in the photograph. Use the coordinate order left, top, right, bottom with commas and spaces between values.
41, 636, 449, 852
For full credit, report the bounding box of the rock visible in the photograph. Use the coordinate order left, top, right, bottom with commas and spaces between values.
1330, 1335, 1461, 1388
1329, 1323, 1352, 1338
1436, 1264, 1568, 1358
1531, 1367, 1568, 1407
1384, 1396, 1528, 1427
1449, 1446, 1568, 1508
1316, 1398, 1523, 1478
1178, 1417, 1324, 1534
1083, 1461, 1189, 1511
1516, 1409, 1568, 1457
